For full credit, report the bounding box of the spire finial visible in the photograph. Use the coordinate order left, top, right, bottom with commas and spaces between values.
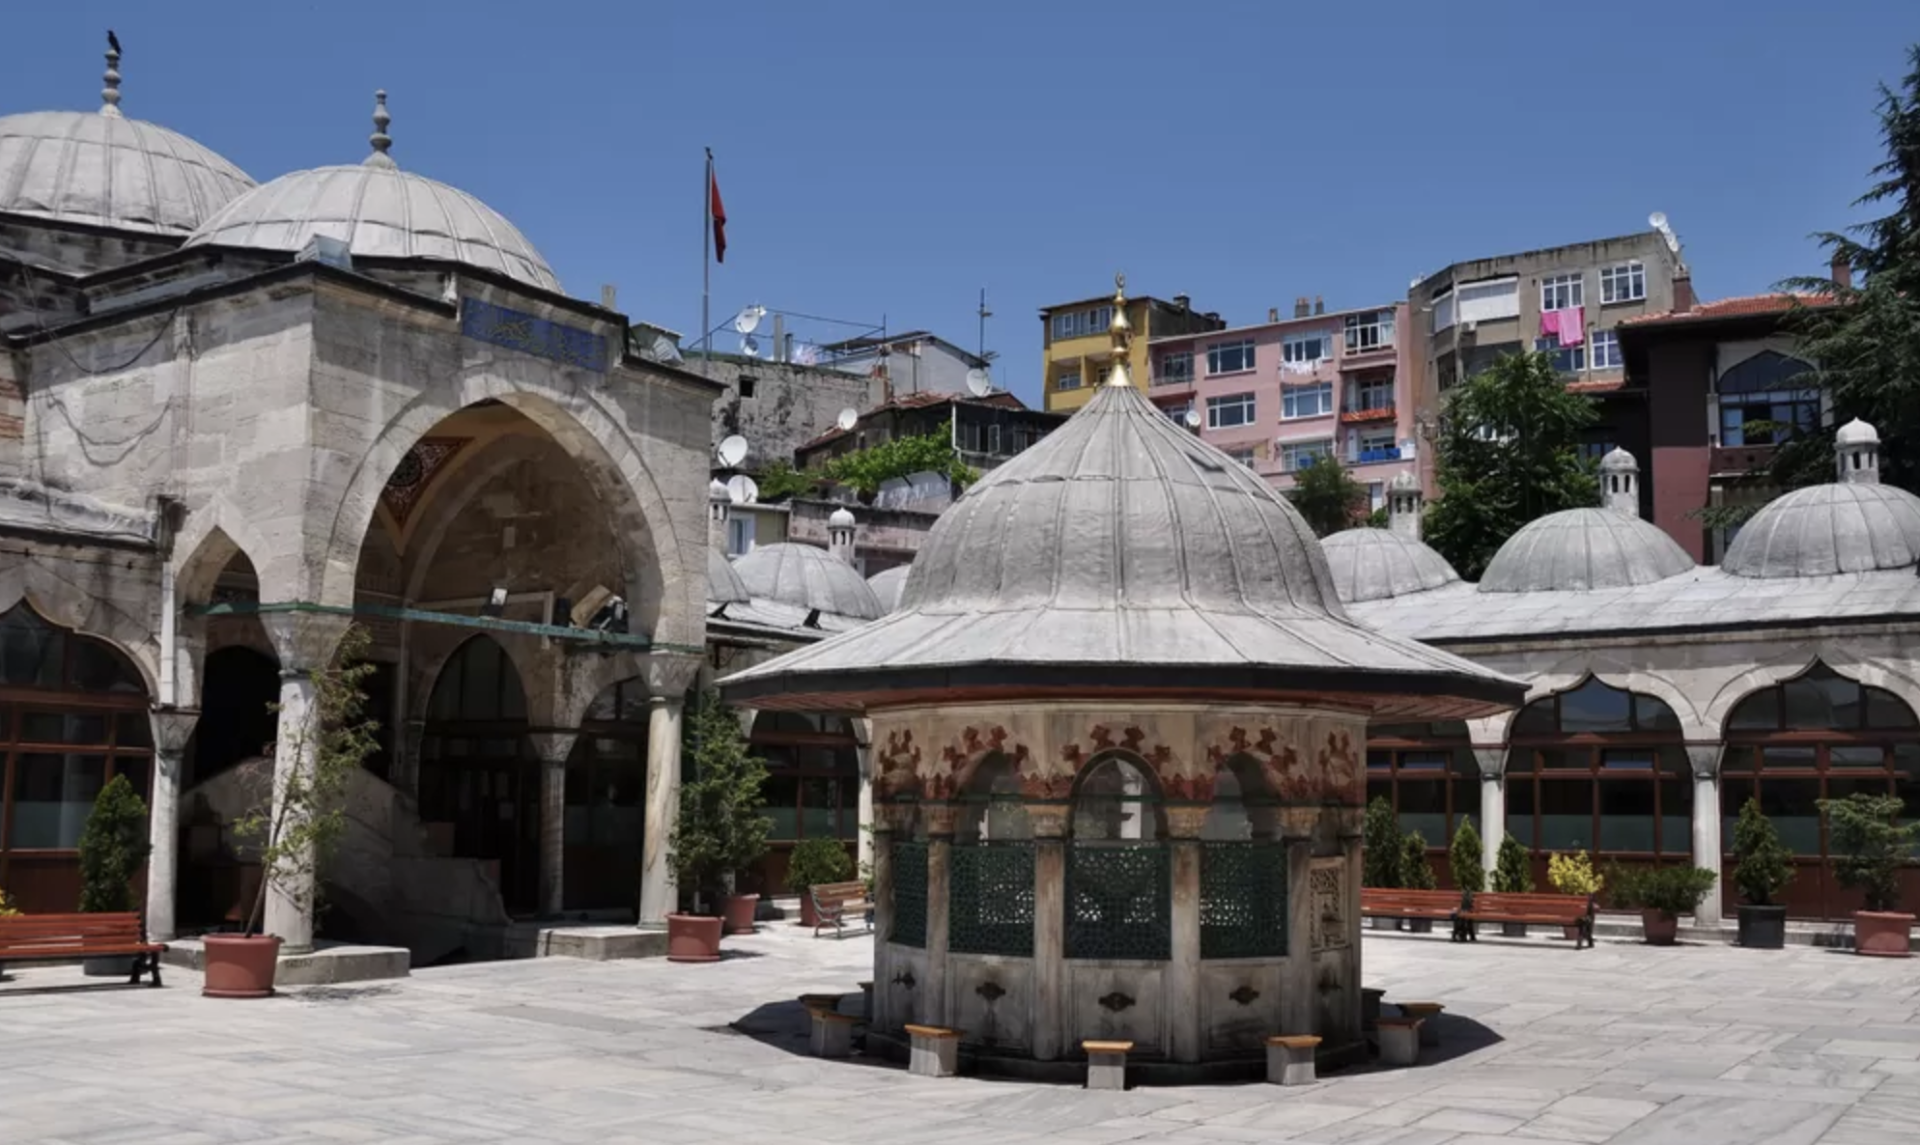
1104, 271, 1135, 388
101, 30, 123, 117
365, 90, 397, 169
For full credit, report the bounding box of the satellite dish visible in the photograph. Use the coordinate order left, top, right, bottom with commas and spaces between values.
1648, 211, 1668, 230
650, 335, 683, 363
740, 334, 761, 359
731, 305, 766, 335
717, 435, 749, 468
1183, 409, 1202, 429
836, 407, 859, 431
727, 474, 760, 505
965, 367, 993, 397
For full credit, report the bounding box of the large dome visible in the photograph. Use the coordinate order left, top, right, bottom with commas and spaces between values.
1480, 507, 1695, 593
733, 543, 884, 622
867, 565, 910, 614
1321, 528, 1460, 603
1723, 483, 1920, 578
707, 548, 749, 606
0, 110, 254, 235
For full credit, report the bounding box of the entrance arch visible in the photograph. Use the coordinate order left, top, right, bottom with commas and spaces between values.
419, 636, 537, 914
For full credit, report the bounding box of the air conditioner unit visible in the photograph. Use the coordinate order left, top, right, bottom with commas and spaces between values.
1461, 320, 1478, 334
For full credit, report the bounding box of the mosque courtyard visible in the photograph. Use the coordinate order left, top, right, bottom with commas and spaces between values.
0, 928, 1915, 1145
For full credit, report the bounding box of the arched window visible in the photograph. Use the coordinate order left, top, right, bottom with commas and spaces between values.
419, 637, 536, 914
1199, 755, 1287, 959
1721, 663, 1920, 919
748, 709, 859, 896
950, 752, 1034, 957
1066, 753, 1169, 960
1367, 721, 1479, 856
0, 607, 152, 908
1504, 677, 1690, 864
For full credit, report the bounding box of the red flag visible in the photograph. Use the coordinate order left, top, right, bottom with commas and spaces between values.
709, 166, 728, 264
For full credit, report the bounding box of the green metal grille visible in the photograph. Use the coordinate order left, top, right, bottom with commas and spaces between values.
891, 840, 928, 947
950, 842, 1035, 956
1066, 843, 1170, 960
1200, 841, 1289, 959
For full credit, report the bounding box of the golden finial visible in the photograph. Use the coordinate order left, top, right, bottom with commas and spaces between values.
1104, 270, 1134, 388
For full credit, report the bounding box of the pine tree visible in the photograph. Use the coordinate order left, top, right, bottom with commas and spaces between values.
1362, 797, 1405, 888
1401, 830, 1437, 890
77, 775, 149, 913
1492, 833, 1535, 894
1449, 818, 1485, 894
669, 693, 772, 913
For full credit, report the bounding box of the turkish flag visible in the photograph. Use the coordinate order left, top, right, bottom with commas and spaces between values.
710, 168, 728, 264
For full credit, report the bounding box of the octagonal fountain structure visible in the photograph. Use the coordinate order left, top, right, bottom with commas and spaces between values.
720, 276, 1523, 1082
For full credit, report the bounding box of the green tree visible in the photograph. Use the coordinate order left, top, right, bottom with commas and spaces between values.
1767, 47, 1920, 493
1285, 456, 1368, 537
755, 460, 824, 502
1820, 792, 1919, 912
1423, 352, 1600, 580
1492, 834, 1535, 893
1362, 797, 1404, 888
669, 693, 772, 913
1449, 818, 1485, 893
821, 419, 980, 497
1401, 830, 1437, 890
1730, 798, 1795, 906
78, 774, 150, 913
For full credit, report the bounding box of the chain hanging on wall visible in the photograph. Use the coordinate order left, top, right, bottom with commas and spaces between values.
1199, 841, 1288, 959
891, 839, 928, 948
950, 841, 1035, 956
1065, 843, 1171, 961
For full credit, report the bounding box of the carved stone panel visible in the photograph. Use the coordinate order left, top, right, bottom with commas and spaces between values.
947, 954, 1032, 1052
1310, 858, 1349, 953
1200, 962, 1283, 1053
884, 945, 928, 1029
1065, 962, 1166, 1057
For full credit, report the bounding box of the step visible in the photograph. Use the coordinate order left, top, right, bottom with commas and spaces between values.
162, 938, 411, 985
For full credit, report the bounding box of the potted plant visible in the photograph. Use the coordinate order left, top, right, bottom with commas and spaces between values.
786, 836, 855, 930
207, 625, 380, 998
1730, 797, 1794, 949
667, 694, 772, 960
76, 773, 151, 976
1362, 797, 1405, 929
1491, 835, 1534, 936
1820, 792, 1919, 957
1449, 818, 1484, 897
1625, 865, 1718, 945
1547, 851, 1603, 940
1400, 830, 1437, 931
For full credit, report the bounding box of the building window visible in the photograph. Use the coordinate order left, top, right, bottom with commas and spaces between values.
1534, 337, 1586, 376
1282, 332, 1328, 365
1600, 261, 1646, 304
1541, 273, 1584, 312
1368, 480, 1386, 510
1431, 288, 1455, 333
1055, 365, 1083, 391
987, 424, 1003, 455
1348, 377, 1394, 413
1279, 438, 1332, 472
726, 516, 753, 556
1206, 392, 1256, 429
1050, 306, 1113, 341
1281, 381, 1333, 420
1343, 310, 1395, 354
1161, 402, 1194, 426
1223, 446, 1257, 468
1206, 339, 1257, 375
1459, 277, 1521, 323
1351, 428, 1397, 463
1155, 350, 1193, 387
1589, 329, 1622, 370
1722, 396, 1820, 447
1366, 723, 1478, 861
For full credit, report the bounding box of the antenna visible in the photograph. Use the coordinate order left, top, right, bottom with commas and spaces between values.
1647, 211, 1668, 230
1183, 409, 1202, 429
835, 407, 859, 431
965, 368, 993, 397
977, 287, 992, 362
726, 474, 760, 505
716, 434, 749, 468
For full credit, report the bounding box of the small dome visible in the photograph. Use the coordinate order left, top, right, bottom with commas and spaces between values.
1723, 483, 1920, 578
829, 507, 856, 529
734, 543, 883, 621
1836, 418, 1879, 447
1480, 507, 1694, 593
867, 565, 910, 613
186, 164, 560, 292
0, 110, 254, 235
1321, 528, 1460, 603
1599, 447, 1638, 472
707, 548, 749, 605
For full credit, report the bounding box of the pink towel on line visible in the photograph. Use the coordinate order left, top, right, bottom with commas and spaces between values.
1558, 306, 1585, 348
1539, 310, 1561, 338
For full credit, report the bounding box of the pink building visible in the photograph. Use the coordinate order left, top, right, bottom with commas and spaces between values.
1146, 298, 1417, 510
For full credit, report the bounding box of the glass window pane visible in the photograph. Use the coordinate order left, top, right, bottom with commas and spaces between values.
1598, 777, 1656, 852
1728, 689, 1780, 731
1599, 750, 1655, 772
1825, 773, 1891, 803
1539, 779, 1593, 851
1506, 774, 1536, 848
1541, 748, 1589, 770
765, 775, 798, 840
1633, 694, 1681, 732
1897, 744, 1920, 827
1511, 701, 1555, 738
1560, 679, 1632, 734
0, 611, 63, 687
1867, 688, 1917, 728
1722, 745, 1760, 772
801, 777, 838, 838
1502, 748, 1535, 776
1830, 745, 1886, 770
69, 640, 144, 694
1759, 777, 1822, 855
1366, 777, 1390, 808
1659, 776, 1693, 857
1397, 777, 1446, 844
1783, 678, 1844, 729
115, 712, 152, 748
9, 753, 107, 848
1762, 745, 1819, 770
1721, 776, 1756, 855
20, 711, 109, 746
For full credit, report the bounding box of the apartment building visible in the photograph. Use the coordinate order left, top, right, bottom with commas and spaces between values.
1038, 290, 1224, 412
1146, 296, 1416, 508
1406, 228, 1686, 497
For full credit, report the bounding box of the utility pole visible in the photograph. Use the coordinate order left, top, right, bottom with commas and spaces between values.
977, 287, 992, 362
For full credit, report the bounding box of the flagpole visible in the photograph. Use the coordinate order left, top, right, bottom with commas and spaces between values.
702, 147, 713, 378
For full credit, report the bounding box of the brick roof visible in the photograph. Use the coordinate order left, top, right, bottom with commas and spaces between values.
1620, 292, 1838, 328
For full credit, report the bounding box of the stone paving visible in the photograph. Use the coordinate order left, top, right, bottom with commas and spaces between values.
3, 927, 1920, 1144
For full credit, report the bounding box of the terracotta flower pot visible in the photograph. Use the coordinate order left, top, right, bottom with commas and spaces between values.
202, 934, 283, 998
724, 893, 760, 936
1641, 909, 1679, 946
798, 894, 820, 930
1854, 910, 1914, 958
667, 913, 724, 963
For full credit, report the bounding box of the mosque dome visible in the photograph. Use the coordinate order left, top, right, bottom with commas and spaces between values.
1722, 483, 1920, 578
1320, 528, 1460, 603
867, 565, 909, 613
183, 92, 559, 293
1479, 507, 1695, 593
733, 543, 884, 622
707, 548, 749, 606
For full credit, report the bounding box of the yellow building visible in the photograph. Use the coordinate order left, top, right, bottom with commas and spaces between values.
1039, 289, 1224, 412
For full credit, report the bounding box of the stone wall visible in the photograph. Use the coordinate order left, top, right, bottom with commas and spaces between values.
787, 498, 937, 570
704, 354, 883, 473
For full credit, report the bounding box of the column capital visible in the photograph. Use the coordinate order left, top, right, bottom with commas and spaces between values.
1686, 743, 1723, 779
148, 706, 200, 756
1027, 802, 1071, 839
527, 731, 577, 766
641, 652, 702, 697
923, 801, 958, 838
1166, 804, 1210, 839
259, 609, 354, 675
1472, 747, 1507, 778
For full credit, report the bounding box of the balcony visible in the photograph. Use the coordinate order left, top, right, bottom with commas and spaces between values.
1710, 444, 1777, 477
1339, 404, 1396, 425
1346, 446, 1404, 465
1151, 373, 1195, 390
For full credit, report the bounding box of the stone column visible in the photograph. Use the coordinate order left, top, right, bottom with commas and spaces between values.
924, 802, 956, 1027
1166, 805, 1207, 1064
641, 695, 685, 924
1474, 748, 1507, 877
390, 620, 412, 795
144, 707, 200, 942
528, 732, 577, 918
1337, 826, 1365, 1047
259, 611, 352, 953
871, 805, 900, 1031
1280, 812, 1316, 1037
1688, 744, 1724, 928
1029, 804, 1068, 1061
853, 718, 875, 872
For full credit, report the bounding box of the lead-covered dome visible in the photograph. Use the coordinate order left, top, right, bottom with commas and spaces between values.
0, 109, 254, 236
734, 543, 884, 622
1321, 528, 1460, 603
1723, 483, 1920, 578
1480, 507, 1694, 593
867, 565, 909, 613
707, 548, 749, 606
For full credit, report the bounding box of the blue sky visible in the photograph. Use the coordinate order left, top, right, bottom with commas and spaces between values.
4, 2, 1913, 404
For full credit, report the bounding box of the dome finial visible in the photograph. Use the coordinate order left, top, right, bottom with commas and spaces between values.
365, 90, 397, 169
1104, 271, 1134, 388
101, 30, 123, 117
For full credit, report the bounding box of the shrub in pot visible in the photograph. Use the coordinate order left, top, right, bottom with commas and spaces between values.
668, 694, 772, 960
1819, 792, 1919, 957
76, 773, 151, 976
1491, 835, 1534, 936
1625, 865, 1717, 945
1547, 851, 1602, 940
1449, 818, 1484, 896
210, 625, 380, 998
787, 836, 855, 930
1400, 830, 1437, 930
1362, 797, 1405, 929
1730, 797, 1793, 949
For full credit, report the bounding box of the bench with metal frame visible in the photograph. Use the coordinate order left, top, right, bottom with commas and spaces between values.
0, 912, 167, 986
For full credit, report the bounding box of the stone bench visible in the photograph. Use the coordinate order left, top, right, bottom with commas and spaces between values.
858, 980, 874, 1019
904, 1023, 963, 1077
807, 1005, 859, 1058
1398, 1002, 1444, 1047
1082, 1039, 1134, 1091
1376, 1016, 1422, 1066
1265, 1034, 1321, 1085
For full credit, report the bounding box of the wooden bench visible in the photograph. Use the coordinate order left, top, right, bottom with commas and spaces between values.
904, 1023, 964, 1077
0, 912, 166, 987
1359, 888, 1468, 940
1082, 1039, 1133, 1091
1265, 1034, 1321, 1086
808, 880, 873, 939
1376, 1016, 1422, 1066
1457, 892, 1595, 949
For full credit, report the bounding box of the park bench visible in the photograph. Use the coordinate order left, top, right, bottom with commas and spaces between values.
1359, 888, 1467, 939
1457, 891, 1595, 949
808, 880, 873, 939
0, 912, 166, 986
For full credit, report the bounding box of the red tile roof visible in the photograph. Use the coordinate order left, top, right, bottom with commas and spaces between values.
1621, 292, 1838, 328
